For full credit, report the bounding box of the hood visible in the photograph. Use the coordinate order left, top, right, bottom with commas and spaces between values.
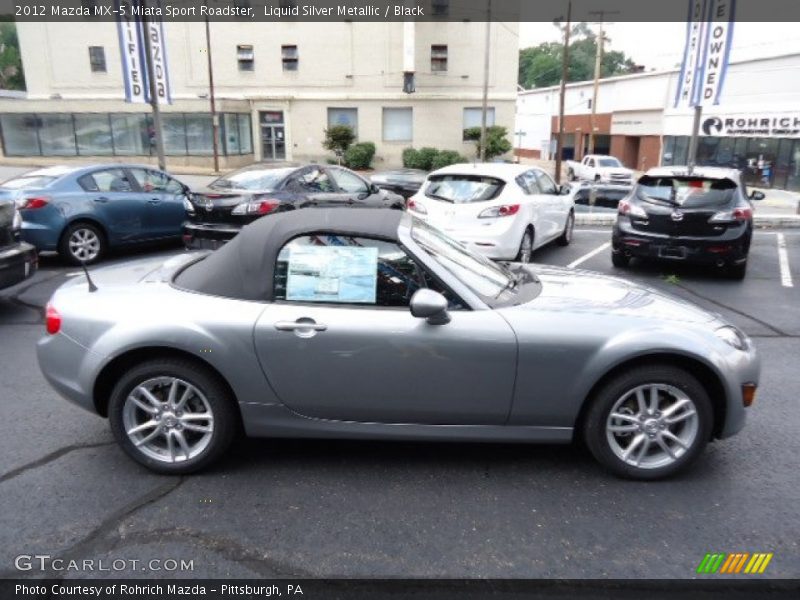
519, 264, 718, 325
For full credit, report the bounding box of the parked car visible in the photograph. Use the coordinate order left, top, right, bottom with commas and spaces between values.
0, 199, 37, 290
1, 165, 189, 265
612, 167, 763, 279
38, 208, 759, 479
570, 182, 633, 213
406, 163, 574, 263
183, 162, 405, 249
566, 154, 634, 185
369, 168, 427, 200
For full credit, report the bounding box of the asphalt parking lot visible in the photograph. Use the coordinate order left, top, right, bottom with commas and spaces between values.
0, 228, 798, 580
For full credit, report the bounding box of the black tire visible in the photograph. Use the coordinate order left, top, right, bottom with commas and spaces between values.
516, 227, 534, 263
108, 358, 239, 475
583, 365, 713, 480
59, 221, 107, 266
611, 251, 630, 268
594, 174, 601, 182
557, 211, 574, 246
726, 261, 747, 280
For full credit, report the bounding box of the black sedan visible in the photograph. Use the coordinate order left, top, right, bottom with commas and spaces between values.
369, 168, 427, 200
0, 199, 37, 290
612, 167, 763, 279
183, 163, 405, 249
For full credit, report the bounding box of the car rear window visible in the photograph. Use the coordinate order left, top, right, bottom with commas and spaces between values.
210, 167, 296, 191
635, 176, 737, 208
0, 175, 59, 190
424, 174, 504, 204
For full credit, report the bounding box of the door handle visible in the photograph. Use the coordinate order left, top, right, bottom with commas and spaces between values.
148, 198, 161, 204
93, 196, 109, 203
275, 320, 328, 332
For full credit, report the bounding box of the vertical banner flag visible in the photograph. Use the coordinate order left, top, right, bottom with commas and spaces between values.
675, 0, 735, 107
116, 0, 172, 104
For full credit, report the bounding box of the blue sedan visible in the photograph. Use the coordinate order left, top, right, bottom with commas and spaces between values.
0, 165, 189, 264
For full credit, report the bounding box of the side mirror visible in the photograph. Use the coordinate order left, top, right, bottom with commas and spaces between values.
370, 183, 381, 194
410, 289, 450, 325
559, 184, 571, 195
749, 190, 765, 201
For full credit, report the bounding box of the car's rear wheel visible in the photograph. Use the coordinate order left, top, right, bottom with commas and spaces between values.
557, 211, 574, 246
726, 261, 747, 280
108, 359, 239, 474
60, 222, 106, 265
611, 251, 630, 268
583, 365, 712, 480
516, 228, 534, 263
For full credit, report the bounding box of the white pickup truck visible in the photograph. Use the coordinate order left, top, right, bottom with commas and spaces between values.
565, 155, 634, 185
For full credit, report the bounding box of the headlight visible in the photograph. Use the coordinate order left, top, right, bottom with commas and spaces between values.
715, 325, 748, 350
183, 197, 195, 214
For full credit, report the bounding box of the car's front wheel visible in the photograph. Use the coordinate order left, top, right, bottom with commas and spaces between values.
108, 359, 239, 474
583, 365, 713, 479
557, 211, 574, 246
516, 228, 534, 263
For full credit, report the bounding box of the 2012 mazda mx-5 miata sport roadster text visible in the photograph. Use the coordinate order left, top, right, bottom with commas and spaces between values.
37, 209, 760, 479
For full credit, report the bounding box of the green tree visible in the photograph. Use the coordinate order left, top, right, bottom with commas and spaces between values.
463, 126, 512, 160
0, 21, 25, 91
518, 22, 637, 89
322, 125, 356, 160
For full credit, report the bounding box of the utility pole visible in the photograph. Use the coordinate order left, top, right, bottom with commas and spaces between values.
587, 11, 619, 155
554, 0, 572, 184
141, 3, 166, 171
479, 0, 492, 162
204, 1, 220, 173
687, 104, 703, 171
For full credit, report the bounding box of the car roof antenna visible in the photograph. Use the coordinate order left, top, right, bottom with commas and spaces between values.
81, 261, 98, 293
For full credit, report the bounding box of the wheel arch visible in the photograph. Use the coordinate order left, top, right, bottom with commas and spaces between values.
92, 346, 241, 421
60, 217, 110, 247
572, 352, 728, 442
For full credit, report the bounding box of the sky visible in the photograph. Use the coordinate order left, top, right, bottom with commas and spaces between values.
518, 22, 800, 72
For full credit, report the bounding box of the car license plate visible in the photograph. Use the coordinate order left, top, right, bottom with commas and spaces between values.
660, 246, 687, 259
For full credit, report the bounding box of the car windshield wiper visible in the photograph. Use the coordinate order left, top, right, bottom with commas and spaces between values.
494, 270, 519, 298
426, 193, 454, 203
642, 194, 679, 206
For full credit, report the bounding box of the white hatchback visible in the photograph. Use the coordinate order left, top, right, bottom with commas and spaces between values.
407, 163, 575, 262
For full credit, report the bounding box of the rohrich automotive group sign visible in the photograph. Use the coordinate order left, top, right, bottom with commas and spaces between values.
702, 114, 800, 138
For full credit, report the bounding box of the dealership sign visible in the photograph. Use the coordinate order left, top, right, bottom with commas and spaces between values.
702, 114, 800, 137
675, 0, 735, 108
115, 0, 172, 104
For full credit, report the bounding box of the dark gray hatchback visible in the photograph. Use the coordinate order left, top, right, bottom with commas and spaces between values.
0, 199, 37, 290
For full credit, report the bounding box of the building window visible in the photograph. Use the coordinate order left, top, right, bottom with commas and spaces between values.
74, 114, 113, 155
327, 108, 358, 137
282, 45, 298, 71
237, 45, 254, 71
88, 46, 106, 73
431, 45, 448, 72
383, 108, 413, 142
462, 107, 495, 139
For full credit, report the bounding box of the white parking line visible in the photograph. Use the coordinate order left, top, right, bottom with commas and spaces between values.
776, 233, 794, 288
567, 242, 611, 269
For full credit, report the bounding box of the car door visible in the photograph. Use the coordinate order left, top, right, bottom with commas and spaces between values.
252, 234, 517, 425
288, 166, 344, 208
127, 168, 187, 239
533, 169, 564, 243
77, 168, 144, 242
328, 167, 384, 208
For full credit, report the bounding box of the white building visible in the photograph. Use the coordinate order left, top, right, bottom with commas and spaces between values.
515, 52, 800, 191
0, 19, 519, 169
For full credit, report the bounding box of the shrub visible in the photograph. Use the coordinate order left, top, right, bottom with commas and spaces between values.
344, 142, 376, 170
416, 147, 440, 171
463, 125, 512, 160
431, 150, 468, 170
322, 125, 356, 159
402, 147, 422, 169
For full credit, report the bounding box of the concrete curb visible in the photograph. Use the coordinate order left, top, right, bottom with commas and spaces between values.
575, 213, 800, 229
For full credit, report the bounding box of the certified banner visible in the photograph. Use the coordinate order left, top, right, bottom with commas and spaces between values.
115, 0, 172, 104
675, 0, 735, 108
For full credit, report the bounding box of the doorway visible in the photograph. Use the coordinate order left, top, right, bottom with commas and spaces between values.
259, 111, 286, 161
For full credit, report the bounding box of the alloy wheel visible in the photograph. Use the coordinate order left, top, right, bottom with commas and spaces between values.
518, 230, 533, 263
122, 376, 215, 464
564, 213, 574, 242
605, 383, 699, 470
68, 228, 101, 262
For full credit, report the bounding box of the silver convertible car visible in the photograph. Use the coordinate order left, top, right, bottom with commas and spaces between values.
37, 209, 760, 479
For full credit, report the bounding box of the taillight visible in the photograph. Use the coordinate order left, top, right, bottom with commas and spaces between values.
618, 199, 647, 218
407, 199, 427, 215
231, 199, 280, 215
20, 196, 50, 210
478, 204, 520, 218
45, 303, 61, 335
709, 207, 752, 223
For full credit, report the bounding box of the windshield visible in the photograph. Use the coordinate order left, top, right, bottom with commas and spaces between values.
425, 174, 504, 204
210, 167, 296, 191
0, 175, 59, 190
636, 176, 736, 208
598, 158, 621, 168
410, 218, 515, 301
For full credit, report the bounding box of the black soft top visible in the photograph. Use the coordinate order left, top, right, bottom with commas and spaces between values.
175, 208, 404, 301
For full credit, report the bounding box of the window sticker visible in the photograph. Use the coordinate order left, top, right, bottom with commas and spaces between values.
286, 245, 378, 304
